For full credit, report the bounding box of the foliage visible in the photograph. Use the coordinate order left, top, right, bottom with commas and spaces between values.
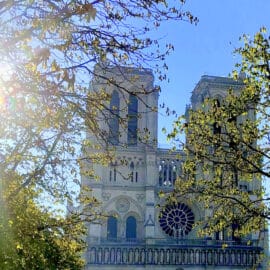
168, 28, 270, 238
0, 172, 93, 269
0, 0, 197, 200
0, 0, 197, 265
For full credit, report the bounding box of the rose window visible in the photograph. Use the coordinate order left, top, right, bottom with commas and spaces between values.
159, 202, 195, 237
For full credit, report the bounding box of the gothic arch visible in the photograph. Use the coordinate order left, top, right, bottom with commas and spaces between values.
212, 95, 223, 135
213, 94, 223, 104
123, 210, 143, 223
126, 216, 137, 240
107, 216, 118, 239
130, 161, 135, 170
123, 211, 143, 241
102, 210, 121, 241
127, 94, 138, 145
108, 90, 120, 145
109, 161, 117, 182
157, 199, 203, 239
102, 196, 144, 241
102, 195, 144, 217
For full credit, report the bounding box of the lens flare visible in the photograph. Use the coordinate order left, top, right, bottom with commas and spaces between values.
0, 63, 16, 112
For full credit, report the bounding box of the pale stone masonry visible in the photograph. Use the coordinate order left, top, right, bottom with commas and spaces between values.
82, 65, 268, 270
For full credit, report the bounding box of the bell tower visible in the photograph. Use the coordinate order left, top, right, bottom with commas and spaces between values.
88, 64, 158, 147
82, 71, 266, 270
82, 64, 160, 246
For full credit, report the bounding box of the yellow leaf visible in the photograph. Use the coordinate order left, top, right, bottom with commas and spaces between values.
16, 243, 23, 250
51, 60, 60, 72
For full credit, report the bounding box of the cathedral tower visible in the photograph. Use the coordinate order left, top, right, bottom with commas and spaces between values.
83, 68, 266, 270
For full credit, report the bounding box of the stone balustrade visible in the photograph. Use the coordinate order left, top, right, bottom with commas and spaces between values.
86, 242, 262, 267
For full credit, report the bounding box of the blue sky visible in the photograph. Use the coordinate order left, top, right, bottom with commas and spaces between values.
158, 0, 270, 145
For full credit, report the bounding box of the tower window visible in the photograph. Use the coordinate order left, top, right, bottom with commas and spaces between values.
158, 159, 182, 187
110, 163, 117, 182
126, 216, 137, 240
128, 94, 138, 145
213, 122, 221, 135
172, 164, 177, 184
107, 216, 118, 240
213, 99, 221, 135
130, 161, 134, 182
108, 90, 120, 145
159, 202, 194, 238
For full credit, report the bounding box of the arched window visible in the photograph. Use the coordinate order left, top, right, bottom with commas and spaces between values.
159, 161, 164, 186
232, 221, 241, 243
126, 216, 137, 240
114, 167, 117, 181
130, 162, 134, 182
107, 216, 118, 240
215, 229, 224, 241
128, 95, 138, 145
159, 159, 180, 187
172, 164, 177, 184
163, 164, 168, 183
109, 162, 117, 182
168, 163, 172, 181
108, 91, 120, 145
213, 99, 221, 135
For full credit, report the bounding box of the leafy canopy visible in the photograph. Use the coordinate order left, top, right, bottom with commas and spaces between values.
168, 28, 270, 238
0, 0, 197, 266
0, 172, 89, 270
0, 0, 197, 199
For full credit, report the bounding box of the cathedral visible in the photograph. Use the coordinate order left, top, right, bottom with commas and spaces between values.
82, 65, 268, 269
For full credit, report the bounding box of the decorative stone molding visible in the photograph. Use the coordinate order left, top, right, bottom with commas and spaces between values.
136, 193, 144, 202
88, 244, 261, 267
116, 198, 130, 213
145, 214, 155, 226
102, 192, 111, 201
159, 202, 195, 238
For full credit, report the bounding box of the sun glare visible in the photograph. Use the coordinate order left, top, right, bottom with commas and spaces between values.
0, 62, 13, 81
0, 62, 15, 112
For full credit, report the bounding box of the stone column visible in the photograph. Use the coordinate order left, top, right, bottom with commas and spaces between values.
144, 153, 157, 242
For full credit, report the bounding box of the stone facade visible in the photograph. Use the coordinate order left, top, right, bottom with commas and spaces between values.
82, 66, 267, 269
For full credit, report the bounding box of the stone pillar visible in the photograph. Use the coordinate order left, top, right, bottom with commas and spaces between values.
144, 153, 158, 241
88, 186, 103, 243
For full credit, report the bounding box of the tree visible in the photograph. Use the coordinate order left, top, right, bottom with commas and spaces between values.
0, 171, 99, 269
168, 28, 270, 238
0, 0, 197, 199
0, 0, 197, 265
